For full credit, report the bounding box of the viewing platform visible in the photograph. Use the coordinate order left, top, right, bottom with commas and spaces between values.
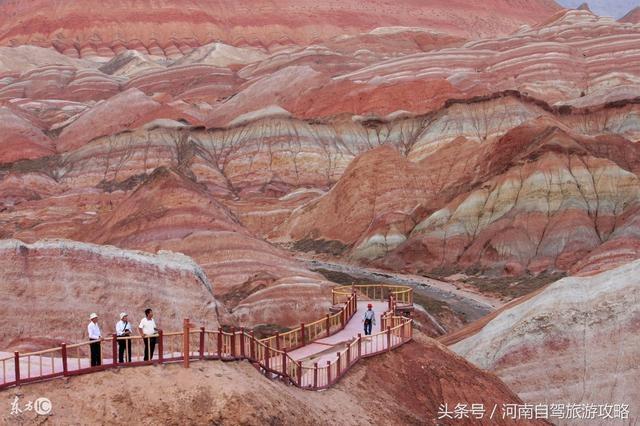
0, 284, 414, 391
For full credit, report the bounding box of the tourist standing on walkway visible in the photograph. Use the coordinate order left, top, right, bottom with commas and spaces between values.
116, 312, 133, 363
139, 308, 159, 361
363, 304, 376, 335
87, 313, 102, 366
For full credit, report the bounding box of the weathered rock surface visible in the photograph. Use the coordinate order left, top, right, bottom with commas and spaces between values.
75, 167, 333, 327
0, 106, 53, 164
452, 260, 640, 424
279, 116, 640, 279
0, 0, 561, 56
620, 6, 640, 23
0, 239, 219, 347
0, 0, 639, 354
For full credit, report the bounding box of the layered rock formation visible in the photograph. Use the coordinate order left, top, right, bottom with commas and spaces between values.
0, 239, 219, 348
0, 8, 638, 296
2, 1, 640, 420
620, 6, 640, 23
452, 260, 640, 424
279, 113, 640, 280
0, 0, 561, 56
74, 167, 333, 327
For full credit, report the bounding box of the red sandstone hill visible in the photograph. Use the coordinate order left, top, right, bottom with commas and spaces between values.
0, 239, 219, 348
1, 2, 639, 420
620, 6, 640, 23
0, 0, 561, 56
74, 167, 334, 328
452, 260, 640, 424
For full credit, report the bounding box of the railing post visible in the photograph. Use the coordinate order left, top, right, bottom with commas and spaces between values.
282, 351, 287, 376
357, 333, 362, 358
325, 314, 330, 337
380, 284, 383, 301
336, 353, 341, 376
275, 332, 280, 351
199, 326, 205, 360
346, 345, 351, 366
112, 333, 118, 366
249, 331, 255, 360
313, 362, 318, 389
158, 330, 164, 363
300, 323, 305, 346
326, 360, 331, 385
61, 343, 68, 376
387, 326, 391, 352
240, 327, 245, 358
217, 327, 223, 359
340, 309, 345, 329
14, 352, 19, 385
265, 345, 270, 371
183, 319, 190, 368
230, 327, 236, 359
297, 360, 302, 386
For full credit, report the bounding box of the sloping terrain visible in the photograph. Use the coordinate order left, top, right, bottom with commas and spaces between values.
0, 2, 639, 421
451, 259, 640, 424
0, 239, 219, 348
0, 332, 545, 425
0, 8, 639, 327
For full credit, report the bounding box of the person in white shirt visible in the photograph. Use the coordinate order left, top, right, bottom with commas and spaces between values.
362, 304, 376, 335
116, 312, 133, 363
87, 313, 102, 366
138, 308, 159, 361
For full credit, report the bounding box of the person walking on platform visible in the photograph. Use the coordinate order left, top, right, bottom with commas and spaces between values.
139, 308, 159, 361
87, 313, 102, 366
362, 303, 376, 335
116, 312, 133, 363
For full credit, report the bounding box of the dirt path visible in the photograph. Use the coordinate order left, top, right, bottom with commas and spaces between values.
300, 258, 501, 322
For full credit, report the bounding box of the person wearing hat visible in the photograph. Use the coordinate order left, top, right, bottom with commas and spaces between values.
87, 313, 102, 366
115, 312, 133, 363
362, 304, 376, 335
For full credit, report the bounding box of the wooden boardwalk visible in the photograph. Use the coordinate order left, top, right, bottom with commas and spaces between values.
0, 285, 413, 391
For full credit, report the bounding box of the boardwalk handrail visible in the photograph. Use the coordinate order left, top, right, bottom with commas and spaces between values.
0, 286, 412, 391
259, 291, 358, 351
332, 284, 413, 306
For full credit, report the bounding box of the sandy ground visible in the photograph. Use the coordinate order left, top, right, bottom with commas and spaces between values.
0, 332, 538, 426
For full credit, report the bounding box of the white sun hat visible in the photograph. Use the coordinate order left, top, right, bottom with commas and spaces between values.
89, 313, 98, 320
120, 312, 128, 320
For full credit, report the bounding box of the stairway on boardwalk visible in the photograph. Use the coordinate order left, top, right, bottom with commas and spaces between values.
288, 301, 388, 366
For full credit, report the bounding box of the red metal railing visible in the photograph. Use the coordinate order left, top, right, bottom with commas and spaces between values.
0, 287, 411, 391
259, 291, 358, 351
